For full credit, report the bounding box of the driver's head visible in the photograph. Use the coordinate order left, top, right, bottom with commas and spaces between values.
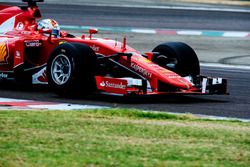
37, 19, 60, 37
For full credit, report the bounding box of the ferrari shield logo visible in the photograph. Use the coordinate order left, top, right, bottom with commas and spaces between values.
0, 40, 8, 64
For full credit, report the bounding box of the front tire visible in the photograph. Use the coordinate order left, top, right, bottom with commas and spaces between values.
47, 43, 97, 97
152, 42, 200, 77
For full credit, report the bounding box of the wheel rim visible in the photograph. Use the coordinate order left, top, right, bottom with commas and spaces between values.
51, 54, 72, 85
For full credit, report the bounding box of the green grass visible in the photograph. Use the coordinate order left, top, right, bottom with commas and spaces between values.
0, 109, 250, 167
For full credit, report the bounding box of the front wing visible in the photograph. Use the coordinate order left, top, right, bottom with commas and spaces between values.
95, 76, 228, 96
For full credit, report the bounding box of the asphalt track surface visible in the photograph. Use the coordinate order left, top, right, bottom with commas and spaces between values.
0, 67, 249, 119
39, 4, 250, 31
1, 3, 250, 119
2, 3, 250, 31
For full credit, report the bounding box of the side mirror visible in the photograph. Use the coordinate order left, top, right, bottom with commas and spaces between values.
38, 29, 54, 43
39, 29, 60, 37
89, 28, 98, 39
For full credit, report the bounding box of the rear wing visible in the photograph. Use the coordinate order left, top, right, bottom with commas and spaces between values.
22, 0, 44, 7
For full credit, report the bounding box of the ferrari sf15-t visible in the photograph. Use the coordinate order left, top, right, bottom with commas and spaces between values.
0, 0, 228, 97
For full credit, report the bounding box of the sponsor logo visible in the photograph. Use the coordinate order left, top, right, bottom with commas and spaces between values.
0, 73, 8, 78
15, 51, 21, 59
167, 75, 181, 79
25, 40, 42, 47
131, 63, 152, 78
100, 81, 105, 87
16, 22, 24, 30
100, 81, 126, 89
0, 41, 8, 64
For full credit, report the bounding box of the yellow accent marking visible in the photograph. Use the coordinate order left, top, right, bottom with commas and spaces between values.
0, 42, 7, 63
59, 41, 66, 45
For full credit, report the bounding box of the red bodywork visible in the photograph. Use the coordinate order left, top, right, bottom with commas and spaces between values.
0, 1, 228, 96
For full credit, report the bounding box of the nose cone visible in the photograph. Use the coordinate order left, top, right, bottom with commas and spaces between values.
152, 65, 193, 90
160, 75, 193, 90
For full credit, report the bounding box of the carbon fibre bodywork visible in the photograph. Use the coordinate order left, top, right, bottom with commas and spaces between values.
0, 0, 228, 96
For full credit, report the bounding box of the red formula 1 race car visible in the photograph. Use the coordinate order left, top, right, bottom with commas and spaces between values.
0, 0, 228, 97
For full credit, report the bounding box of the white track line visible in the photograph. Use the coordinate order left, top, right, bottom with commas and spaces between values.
131, 29, 156, 34
177, 30, 202, 36
201, 63, 250, 70
0, 97, 108, 110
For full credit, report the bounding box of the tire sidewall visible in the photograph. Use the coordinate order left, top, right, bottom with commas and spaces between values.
47, 43, 96, 96
152, 42, 200, 77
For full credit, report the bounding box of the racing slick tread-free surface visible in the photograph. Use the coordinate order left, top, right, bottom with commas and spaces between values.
47, 42, 97, 97
152, 42, 200, 77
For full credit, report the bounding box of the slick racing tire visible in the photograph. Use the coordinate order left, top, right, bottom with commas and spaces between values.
47, 43, 97, 97
152, 42, 200, 77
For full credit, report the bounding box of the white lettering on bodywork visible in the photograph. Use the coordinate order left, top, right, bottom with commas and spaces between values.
212, 78, 223, 85
0, 73, 8, 78
16, 22, 24, 30
25, 40, 42, 47
100, 81, 126, 89
131, 63, 152, 78
202, 78, 208, 93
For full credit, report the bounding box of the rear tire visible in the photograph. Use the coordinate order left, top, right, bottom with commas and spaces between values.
47, 43, 97, 97
152, 42, 200, 77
